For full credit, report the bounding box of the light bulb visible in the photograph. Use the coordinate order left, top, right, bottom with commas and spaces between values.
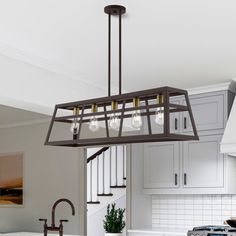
131, 110, 142, 129
70, 107, 80, 135
155, 107, 164, 125
109, 113, 120, 130
89, 116, 99, 132
70, 120, 80, 135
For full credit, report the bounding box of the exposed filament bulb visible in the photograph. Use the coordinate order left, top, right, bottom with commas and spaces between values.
89, 104, 100, 132
131, 97, 142, 129
70, 107, 80, 135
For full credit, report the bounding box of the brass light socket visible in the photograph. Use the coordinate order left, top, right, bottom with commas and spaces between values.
111, 101, 118, 110
91, 104, 98, 113
133, 97, 140, 107
157, 94, 164, 104
73, 107, 80, 115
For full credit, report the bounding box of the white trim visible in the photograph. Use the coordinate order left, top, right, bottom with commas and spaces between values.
229, 78, 236, 93
0, 42, 106, 93
220, 142, 236, 156
187, 82, 231, 95
0, 118, 51, 129
0, 94, 53, 116
127, 229, 186, 235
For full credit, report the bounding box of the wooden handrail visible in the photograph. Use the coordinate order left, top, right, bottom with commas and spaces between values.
87, 147, 109, 163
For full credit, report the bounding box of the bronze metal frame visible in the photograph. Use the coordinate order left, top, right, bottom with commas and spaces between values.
45, 86, 199, 147
45, 5, 199, 148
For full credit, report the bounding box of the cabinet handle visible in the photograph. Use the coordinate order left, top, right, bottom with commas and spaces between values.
184, 117, 187, 129
184, 173, 187, 185
175, 173, 178, 186
175, 118, 178, 130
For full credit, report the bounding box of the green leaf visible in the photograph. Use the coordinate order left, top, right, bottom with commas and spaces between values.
103, 203, 126, 233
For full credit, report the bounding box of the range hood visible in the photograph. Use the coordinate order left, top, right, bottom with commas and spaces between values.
221, 79, 236, 156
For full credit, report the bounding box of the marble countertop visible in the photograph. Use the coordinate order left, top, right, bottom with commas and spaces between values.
128, 228, 188, 235
0, 233, 82, 236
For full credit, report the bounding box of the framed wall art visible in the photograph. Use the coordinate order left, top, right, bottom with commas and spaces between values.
0, 152, 23, 206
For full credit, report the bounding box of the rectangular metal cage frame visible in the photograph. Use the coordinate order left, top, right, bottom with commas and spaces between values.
45, 86, 199, 147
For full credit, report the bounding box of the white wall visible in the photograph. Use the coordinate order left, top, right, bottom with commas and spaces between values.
0, 122, 86, 235
128, 144, 152, 229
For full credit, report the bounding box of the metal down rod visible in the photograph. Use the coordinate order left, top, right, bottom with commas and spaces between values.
105, 5, 126, 96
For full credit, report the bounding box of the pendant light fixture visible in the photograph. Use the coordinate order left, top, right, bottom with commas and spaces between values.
45, 5, 199, 147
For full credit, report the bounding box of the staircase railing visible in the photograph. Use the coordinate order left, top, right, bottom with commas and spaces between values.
87, 145, 126, 204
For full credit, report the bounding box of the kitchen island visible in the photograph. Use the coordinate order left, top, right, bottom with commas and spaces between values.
0, 233, 83, 236
128, 228, 187, 236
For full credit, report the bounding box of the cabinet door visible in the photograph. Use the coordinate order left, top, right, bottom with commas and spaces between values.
183, 135, 224, 188
144, 142, 180, 188
182, 94, 224, 133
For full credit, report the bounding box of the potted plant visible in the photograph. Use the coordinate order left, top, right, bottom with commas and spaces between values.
103, 203, 125, 236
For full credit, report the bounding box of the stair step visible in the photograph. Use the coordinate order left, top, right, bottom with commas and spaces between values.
87, 201, 100, 204
110, 185, 126, 188
97, 193, 113, 197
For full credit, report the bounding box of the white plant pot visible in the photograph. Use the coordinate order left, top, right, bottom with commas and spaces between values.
105, 233, 122, 236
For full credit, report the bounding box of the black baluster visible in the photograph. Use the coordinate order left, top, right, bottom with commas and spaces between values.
109, 147, 112, 194
90, 161, 92, 202
116, 146, 118, 186
123, 145, 125, 184
103, 152, 105, 194
97, 155, 99, 196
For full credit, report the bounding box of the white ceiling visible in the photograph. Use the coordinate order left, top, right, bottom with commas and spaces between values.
0, 0, 236, 93
0, 105, 49, 127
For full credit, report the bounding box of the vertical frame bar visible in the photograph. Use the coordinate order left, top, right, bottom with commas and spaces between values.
184, 92, 198, 139
108, 13, 111, 96
44, 107, 58, 144
119, 12, 122, 95
118, 100, 126, 137
145, 99, 152, 135
104, 105, 110, 138
77, 106, 84, 140
164, 88, 170, 136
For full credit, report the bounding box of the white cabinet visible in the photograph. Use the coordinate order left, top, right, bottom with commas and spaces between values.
143, 91, 227, 136
182, 94, 224, 133
143, 90, 236, 195
143, 135, 236, 194
144, 142, 180, 188
182, 135, 224, 188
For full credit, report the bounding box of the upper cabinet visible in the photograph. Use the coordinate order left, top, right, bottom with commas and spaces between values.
182, 93, 224, 133
143, 90, 236, 195
143, 91, 230, 136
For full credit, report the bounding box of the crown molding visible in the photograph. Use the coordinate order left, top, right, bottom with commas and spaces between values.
187, 82, 231, 95
0, 41, 107, 93
0, 118, 51, 129
0, 95, 53, 116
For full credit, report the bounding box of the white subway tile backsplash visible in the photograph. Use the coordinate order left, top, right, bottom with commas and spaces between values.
152, 195, 236, 229
203, 204, 212, 210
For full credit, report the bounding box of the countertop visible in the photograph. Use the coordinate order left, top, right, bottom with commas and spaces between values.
0, 233, 82, 236
128, 228, 188, 235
